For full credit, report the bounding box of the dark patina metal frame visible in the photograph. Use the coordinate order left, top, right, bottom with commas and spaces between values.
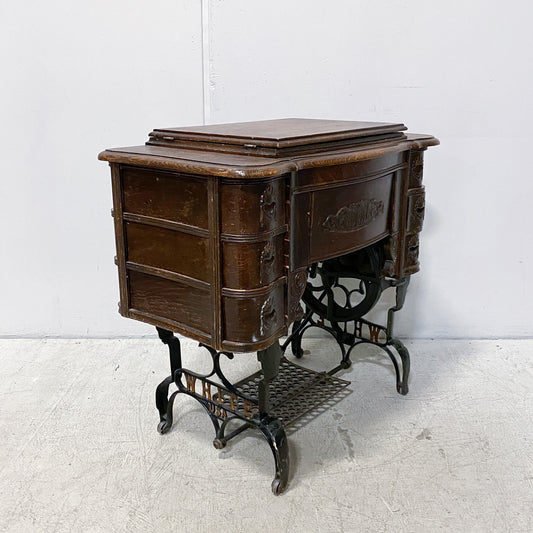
154, 248, 411, 495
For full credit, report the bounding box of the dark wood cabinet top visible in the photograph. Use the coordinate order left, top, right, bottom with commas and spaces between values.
99, 117, 438, 179
147, 118, 407, 156
153, 118, 405, 141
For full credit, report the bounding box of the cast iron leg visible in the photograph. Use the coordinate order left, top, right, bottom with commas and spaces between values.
386, 278, 411, 395
290, 319, 304, 358
155, 328, 182, 434
258, 415, 290, 495
257, 342, 290, 495
156, 327, 182, 376
388, 339, 410, 395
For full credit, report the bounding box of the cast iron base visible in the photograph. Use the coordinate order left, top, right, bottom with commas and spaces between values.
154, 256, 411, 495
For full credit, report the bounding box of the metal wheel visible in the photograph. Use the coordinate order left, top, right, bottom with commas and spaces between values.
301, 243, 385, 323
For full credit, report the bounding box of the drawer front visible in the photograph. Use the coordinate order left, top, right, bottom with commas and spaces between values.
309, 173, 394, 262
296, 152, 402, 190
125, 222, 210, 282
125, 222, 211, 282
122, 166, 208, 229
128, 270, 212, 335
222, 281, 285, 347
222, 234, 285, 289
220, 178, 286, 235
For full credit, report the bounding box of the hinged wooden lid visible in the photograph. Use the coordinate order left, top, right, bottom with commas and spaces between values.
146, 118, 407, 157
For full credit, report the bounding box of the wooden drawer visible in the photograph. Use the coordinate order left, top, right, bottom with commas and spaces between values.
222, 234, 285, 289
220, 178, 286, 235
222, 281, 285, 348
122, 166, 208, 229
308, 173, 394, 262
128, 270, 212, 335
296, 152, 402, 190
125, 222, 210, 282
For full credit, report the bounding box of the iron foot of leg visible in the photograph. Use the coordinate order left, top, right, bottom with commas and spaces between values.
290, 320, 304, 359
259, 415, 290, 495
156, 386, 178, 434
385, 339, 410, 395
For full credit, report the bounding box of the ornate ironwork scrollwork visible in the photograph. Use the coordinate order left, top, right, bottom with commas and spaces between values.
283, 242, 411, 395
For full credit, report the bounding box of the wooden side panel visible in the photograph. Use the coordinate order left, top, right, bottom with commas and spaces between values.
109, 164, 130, 316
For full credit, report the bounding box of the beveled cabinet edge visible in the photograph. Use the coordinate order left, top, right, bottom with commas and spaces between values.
98, 134, 438, 180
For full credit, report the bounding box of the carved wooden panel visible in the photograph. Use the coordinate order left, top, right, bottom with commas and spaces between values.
399, 148, 428, 277
403, 233, 420, 273
287, 269, 308, 322
308, 173, 393, 263
382, 233, 399, 277
409, 150, 424, 189
406, 189, 425, 234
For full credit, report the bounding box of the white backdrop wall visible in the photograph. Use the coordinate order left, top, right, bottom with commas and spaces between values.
1, 1, 532, 338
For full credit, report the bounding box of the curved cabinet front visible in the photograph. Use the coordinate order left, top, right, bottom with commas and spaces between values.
219, 177, 288, 351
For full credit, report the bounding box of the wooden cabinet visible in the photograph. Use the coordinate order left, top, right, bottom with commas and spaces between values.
101, 118, 438, 352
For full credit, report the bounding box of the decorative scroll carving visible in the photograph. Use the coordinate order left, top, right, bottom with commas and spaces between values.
288, 269, 308, 322
382, 234, 399, 277
409, 150, 424, 188
259, 183, 277, 229
260, 296, 277, 336
405, 234, 420, 267
322, 199, 384, 233
407, 191, 425, 234
260, 240, 275, 284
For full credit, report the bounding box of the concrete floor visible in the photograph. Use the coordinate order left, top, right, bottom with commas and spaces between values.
0, 338, 532, 532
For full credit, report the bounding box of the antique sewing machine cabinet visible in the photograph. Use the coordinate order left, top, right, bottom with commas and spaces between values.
99, 118, 438, 494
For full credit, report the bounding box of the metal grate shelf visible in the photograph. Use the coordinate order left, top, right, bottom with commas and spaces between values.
214, 357, 351, 427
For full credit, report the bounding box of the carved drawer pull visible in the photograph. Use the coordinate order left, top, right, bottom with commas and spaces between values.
260, 297, 277, 336
405, 234, 420, 266
409, 244, 419, 257
260, 183, 277, 229
260, 241, 276, 284
407, 191, 425, 234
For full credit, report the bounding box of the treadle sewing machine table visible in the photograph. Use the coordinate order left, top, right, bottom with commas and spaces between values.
99, 118, 438, 494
